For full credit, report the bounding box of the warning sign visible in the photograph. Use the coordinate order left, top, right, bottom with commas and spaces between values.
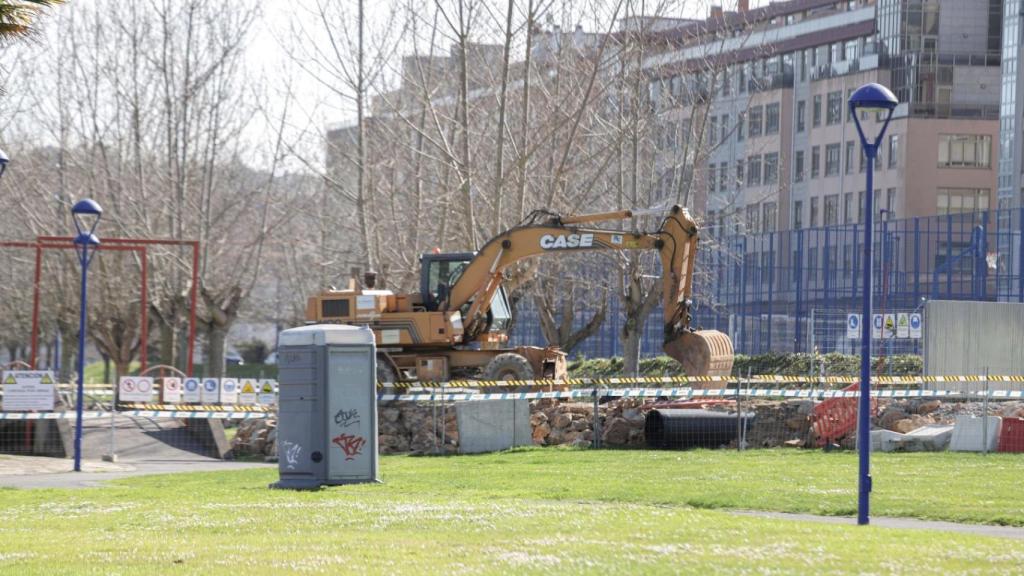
162, 377, 183, 403
883, 313, 896, 339
183, 378, 201, 403
1, 371, 56, 411
846, 314, 861, 340
258, 379, 277, 405
896, 313, 910, 339
872, 314, 883, 339
201, 378, 220, 403
909, 313, 923, 339
238, 379, 258, 405
219, 378, 239, 405
119, 376, 155, 402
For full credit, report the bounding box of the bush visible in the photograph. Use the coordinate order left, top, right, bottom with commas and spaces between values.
236, 339, 271, 365
568, 352, 922, 379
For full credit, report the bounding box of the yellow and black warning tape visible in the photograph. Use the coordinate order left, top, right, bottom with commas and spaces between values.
117, 403, 273, 412
377, 374, 1024, 389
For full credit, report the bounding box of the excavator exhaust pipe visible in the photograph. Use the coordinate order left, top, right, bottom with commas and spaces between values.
663, 330, 734, 377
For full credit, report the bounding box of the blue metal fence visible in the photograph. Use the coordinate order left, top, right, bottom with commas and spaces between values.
510, 208, 1023, 358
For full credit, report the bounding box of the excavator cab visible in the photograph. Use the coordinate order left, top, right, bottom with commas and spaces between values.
420, 252, 512, 333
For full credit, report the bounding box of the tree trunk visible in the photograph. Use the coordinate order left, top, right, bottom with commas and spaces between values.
159, 321, 176, 368
621, 316, 642, 376
205, 323, 228, 379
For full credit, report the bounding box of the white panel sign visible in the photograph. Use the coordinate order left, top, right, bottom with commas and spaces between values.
183, 378, 202, 403
909, 313, 923, 339
238, 379, 258, 405
201, 378, 220, 403
846, 314, 861, 340
117, 375, 153, 401
380, 329, 401, 345
356, 295, 376, 310
258, 379, 277, 405
882, 314, 896, 339
119, 376, 155, 402
162, 377, 183, 403
872, 314, 883, 339
219, 378, 239, 405
896, 313, 910, 339
2, 371, 56, 411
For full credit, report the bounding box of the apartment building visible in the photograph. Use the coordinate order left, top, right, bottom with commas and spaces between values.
644, 0, 1001, 235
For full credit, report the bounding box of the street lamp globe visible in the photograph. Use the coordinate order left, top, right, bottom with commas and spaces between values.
848, 82, 898, 144
71, 198, 103, 240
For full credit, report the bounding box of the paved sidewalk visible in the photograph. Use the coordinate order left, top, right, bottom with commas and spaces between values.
732, 510, 1024, 540
0, 455, 272, 489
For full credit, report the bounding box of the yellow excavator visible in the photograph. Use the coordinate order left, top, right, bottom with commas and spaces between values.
306, 205, 734, 382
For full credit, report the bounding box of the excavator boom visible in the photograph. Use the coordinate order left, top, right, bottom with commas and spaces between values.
445, 205, 734, 377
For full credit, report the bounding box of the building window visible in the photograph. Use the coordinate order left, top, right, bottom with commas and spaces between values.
937, 188, 990, 215
747, 204, 760, 233
824, 194, 839, 226
845, 141, 855, 175
739, 63, 747, 93
886, 187, 897, 217
737, 112, 745, 141
888, 134, 900, 169
810, 196, 819, 228
794, 150, 805, 183
793, 200, 803, 230
736, 160, 745, 189
937, 134, 992, 168
826, 91, 842, 125
858, 190, 864, 223
813, 95, 822, 127
825, 143, 841, 176
708, 163, 717, 194
720, 163, 728, 193
720, 114, 729, 143
765, 103, 780, 135
845, 88, 856, 123
764, 152, 779, 185
748, 106, 763, 137
762, 202, 777, 232
844, 192, 854, 224
796, 100, 806, 132
811, 146, 820, 178
747, 155, 762, 186
709, 116, 718, 147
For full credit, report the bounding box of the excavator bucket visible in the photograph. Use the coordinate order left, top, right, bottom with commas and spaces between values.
663, 330, 735, 377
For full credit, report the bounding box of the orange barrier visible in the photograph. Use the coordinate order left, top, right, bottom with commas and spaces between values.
811, 382, 878, 447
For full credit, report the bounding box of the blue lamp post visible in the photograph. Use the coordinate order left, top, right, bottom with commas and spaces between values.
71, 199, 102, 472
849, 83, 898, 525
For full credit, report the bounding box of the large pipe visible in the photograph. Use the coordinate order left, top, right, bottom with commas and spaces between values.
645, 409, 754, 449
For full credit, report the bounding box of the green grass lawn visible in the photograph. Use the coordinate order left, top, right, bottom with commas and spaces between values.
1, 450, 1022, 574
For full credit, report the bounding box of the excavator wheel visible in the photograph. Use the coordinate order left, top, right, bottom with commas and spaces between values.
663, 330, 735, 377
482, 353, 535, 382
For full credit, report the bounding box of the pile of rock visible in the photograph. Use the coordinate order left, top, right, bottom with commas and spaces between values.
230, 418, 277, 460
529, 397, 648, 448
378, 402, 458, 455
231, 396, 1024, 459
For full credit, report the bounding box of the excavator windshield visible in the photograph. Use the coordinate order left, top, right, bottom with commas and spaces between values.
420, 251, 510, 332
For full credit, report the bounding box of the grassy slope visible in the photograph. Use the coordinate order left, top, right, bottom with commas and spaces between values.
1, 450, 1023, 575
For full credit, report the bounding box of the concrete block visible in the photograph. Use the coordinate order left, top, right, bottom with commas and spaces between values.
871, 429, 909, 453
455, 399, 531, 454
950, 416, 1002, 452
904, 424, 954, 451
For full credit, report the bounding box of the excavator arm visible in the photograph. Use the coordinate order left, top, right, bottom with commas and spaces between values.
445, 205, 734, 377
